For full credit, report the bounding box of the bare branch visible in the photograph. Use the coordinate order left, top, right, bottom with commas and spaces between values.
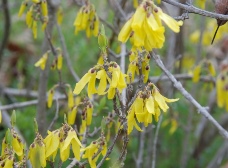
162, 0, 228, 21
151, 52, 228, 139
152, 114, 163, 168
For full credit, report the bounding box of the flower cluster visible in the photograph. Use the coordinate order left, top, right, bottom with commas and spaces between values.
0, 129, 26, 168
81, 135, 107, 168
217, 67, 228, 111
191, 60, 216, 83
127, 83, 179, 134
127, 48, 151, 83
74, 62, 127, 99
35, 49, 63, 71
28, 124, 82, 167
74, 1, 99, 37
18, 0, 48, 38
118, 0, 183, 51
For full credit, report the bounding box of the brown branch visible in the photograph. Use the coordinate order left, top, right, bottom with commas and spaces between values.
151, 52, 228, 139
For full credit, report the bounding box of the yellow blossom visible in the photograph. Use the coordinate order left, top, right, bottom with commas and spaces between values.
118, 0, 182, 51
57, 7, 63, 25
35, 52, 48, 70
57, 54, 63, 70
68, 107, 77, 125
47, 89, 54, 108
44, 130, 60, 161
41, 0, 48, 17
74, 68, 97, 98
81, 140, 107, 168
18, 2, 27, 17
208, 61, 216, 76
86, 103, 93, 126
192, 65, 201, 83
216, 70, 228, 111
60, 125, 82, 162
74, 3, 99, 37
96, 69, 108, 95
152, 85, 179, 112
68, 87, 74, 109
28, 134, 46, 168
32, 21, 37, 39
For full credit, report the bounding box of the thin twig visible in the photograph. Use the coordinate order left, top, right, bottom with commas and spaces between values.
162, 0, 228, 21
151, 52, 228, 139
0, 95, 66, 111
47, 97, 60, 130
136, 127, 146, 168
56, 23, 80, 82
152, 113, 163, 168
97, 127, 122, 168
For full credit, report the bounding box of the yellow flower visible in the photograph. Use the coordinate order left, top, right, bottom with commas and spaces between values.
118, 0, 182, 51
18, 2, 27, 17
12, 132, 24, 157
44, 130, 60, 161
26, 8, 33, 28
68, 106, 77, 125
106, 63, 127, 99
32, 21, 37, 39
35, 52, 48, 70
57, 54, 63, 70
74, 3, 99, 37
207, 61, 216, 76
74, 68, 97, 98
60, 125, 82, 162
154, 7, 183, 33
86, 103, 93, 126
3, 157, 13, 168
96, 69, 108, 95
28, 134, 46, 168
216, 71, 228, 111
57, 7, 63, 25
47, 89, 54, 108
192, 65, 201, 83
127, 104, 143, 134
68, 87, 74, 109
81, 140, 107, 168
41, 0, 48, 17
152, 85, 179, 112
196, 0, 206, 9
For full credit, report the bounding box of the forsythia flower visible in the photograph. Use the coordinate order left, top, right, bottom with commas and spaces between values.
44, 130, 60, 161
35, 52, 49, 70
118, 0, 183, 51
127, 83, 179, 134
196, 0, 206, 9
216, 68, 228, 111
59, 124, 83, 162
74, 2, 99, 37
81, 138, 107, 168
28, 133, 46, 168
107, 63, 127, 99
74, 68, 97, 98
18, 0, 48, 39
191, 60, 216, 83
74, 63, 127, 99
126, 49, 151, 83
